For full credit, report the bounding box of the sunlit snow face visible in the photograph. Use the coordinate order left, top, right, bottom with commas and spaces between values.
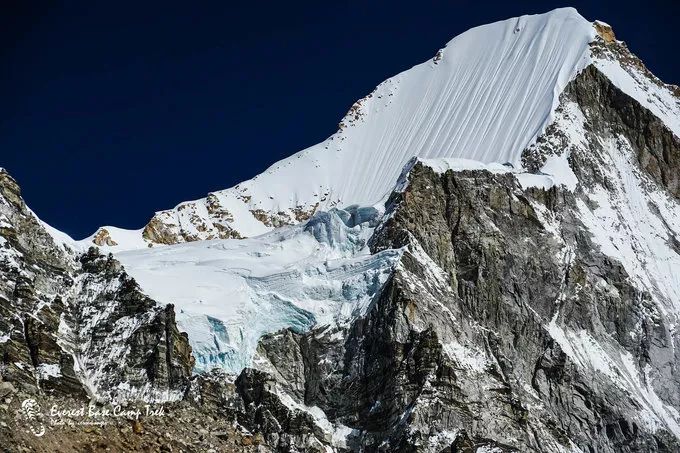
63, 9, 601, 251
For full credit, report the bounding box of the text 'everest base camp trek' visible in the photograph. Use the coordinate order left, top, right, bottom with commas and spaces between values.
2, 6, 680, 453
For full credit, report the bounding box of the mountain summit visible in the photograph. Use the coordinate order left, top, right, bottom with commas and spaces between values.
3, 7, 680, 452
79, 8, 609, 248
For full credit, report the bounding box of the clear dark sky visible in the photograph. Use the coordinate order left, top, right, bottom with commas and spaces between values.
2, 1, 679, 239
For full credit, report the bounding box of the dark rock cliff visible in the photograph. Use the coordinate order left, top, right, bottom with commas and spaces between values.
235, 161, 680, 452
0, 169, 193, 402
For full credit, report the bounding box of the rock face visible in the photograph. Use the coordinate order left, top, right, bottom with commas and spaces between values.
62, 248, 194, 401
0, 169, 193, 402
0, 169, 83, 397
234, 160, 680, 452
570, 65, 680, 198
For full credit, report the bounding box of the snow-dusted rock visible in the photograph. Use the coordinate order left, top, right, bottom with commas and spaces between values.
0, 169, 193, 402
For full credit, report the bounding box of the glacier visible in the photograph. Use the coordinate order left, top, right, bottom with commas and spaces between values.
116, 206, 401, 372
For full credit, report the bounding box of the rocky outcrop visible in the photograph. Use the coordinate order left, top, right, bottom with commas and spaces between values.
0, 170, 193, 403
565, 65, 680, 198
141, 198, 318, 246
59, 248, 194, 402
91, 228, 118, 247
594, 21, 616, 43
142, 202, 246, 244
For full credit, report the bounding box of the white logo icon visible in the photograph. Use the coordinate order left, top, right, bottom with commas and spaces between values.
21, 399, 45, 437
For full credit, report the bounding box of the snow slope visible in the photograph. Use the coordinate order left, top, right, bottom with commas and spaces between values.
414, 157, 571, 191
82, 7, 598, 248
227, 7, 594, 207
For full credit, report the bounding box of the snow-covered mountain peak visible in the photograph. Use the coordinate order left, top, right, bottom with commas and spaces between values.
6, 8, 680, 450
76, 7, 674, 252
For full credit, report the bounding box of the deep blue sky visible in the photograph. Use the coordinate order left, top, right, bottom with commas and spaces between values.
2, 1, 679, 239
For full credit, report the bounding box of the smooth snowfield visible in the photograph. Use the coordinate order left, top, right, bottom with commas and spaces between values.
117, 207, 400, 372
